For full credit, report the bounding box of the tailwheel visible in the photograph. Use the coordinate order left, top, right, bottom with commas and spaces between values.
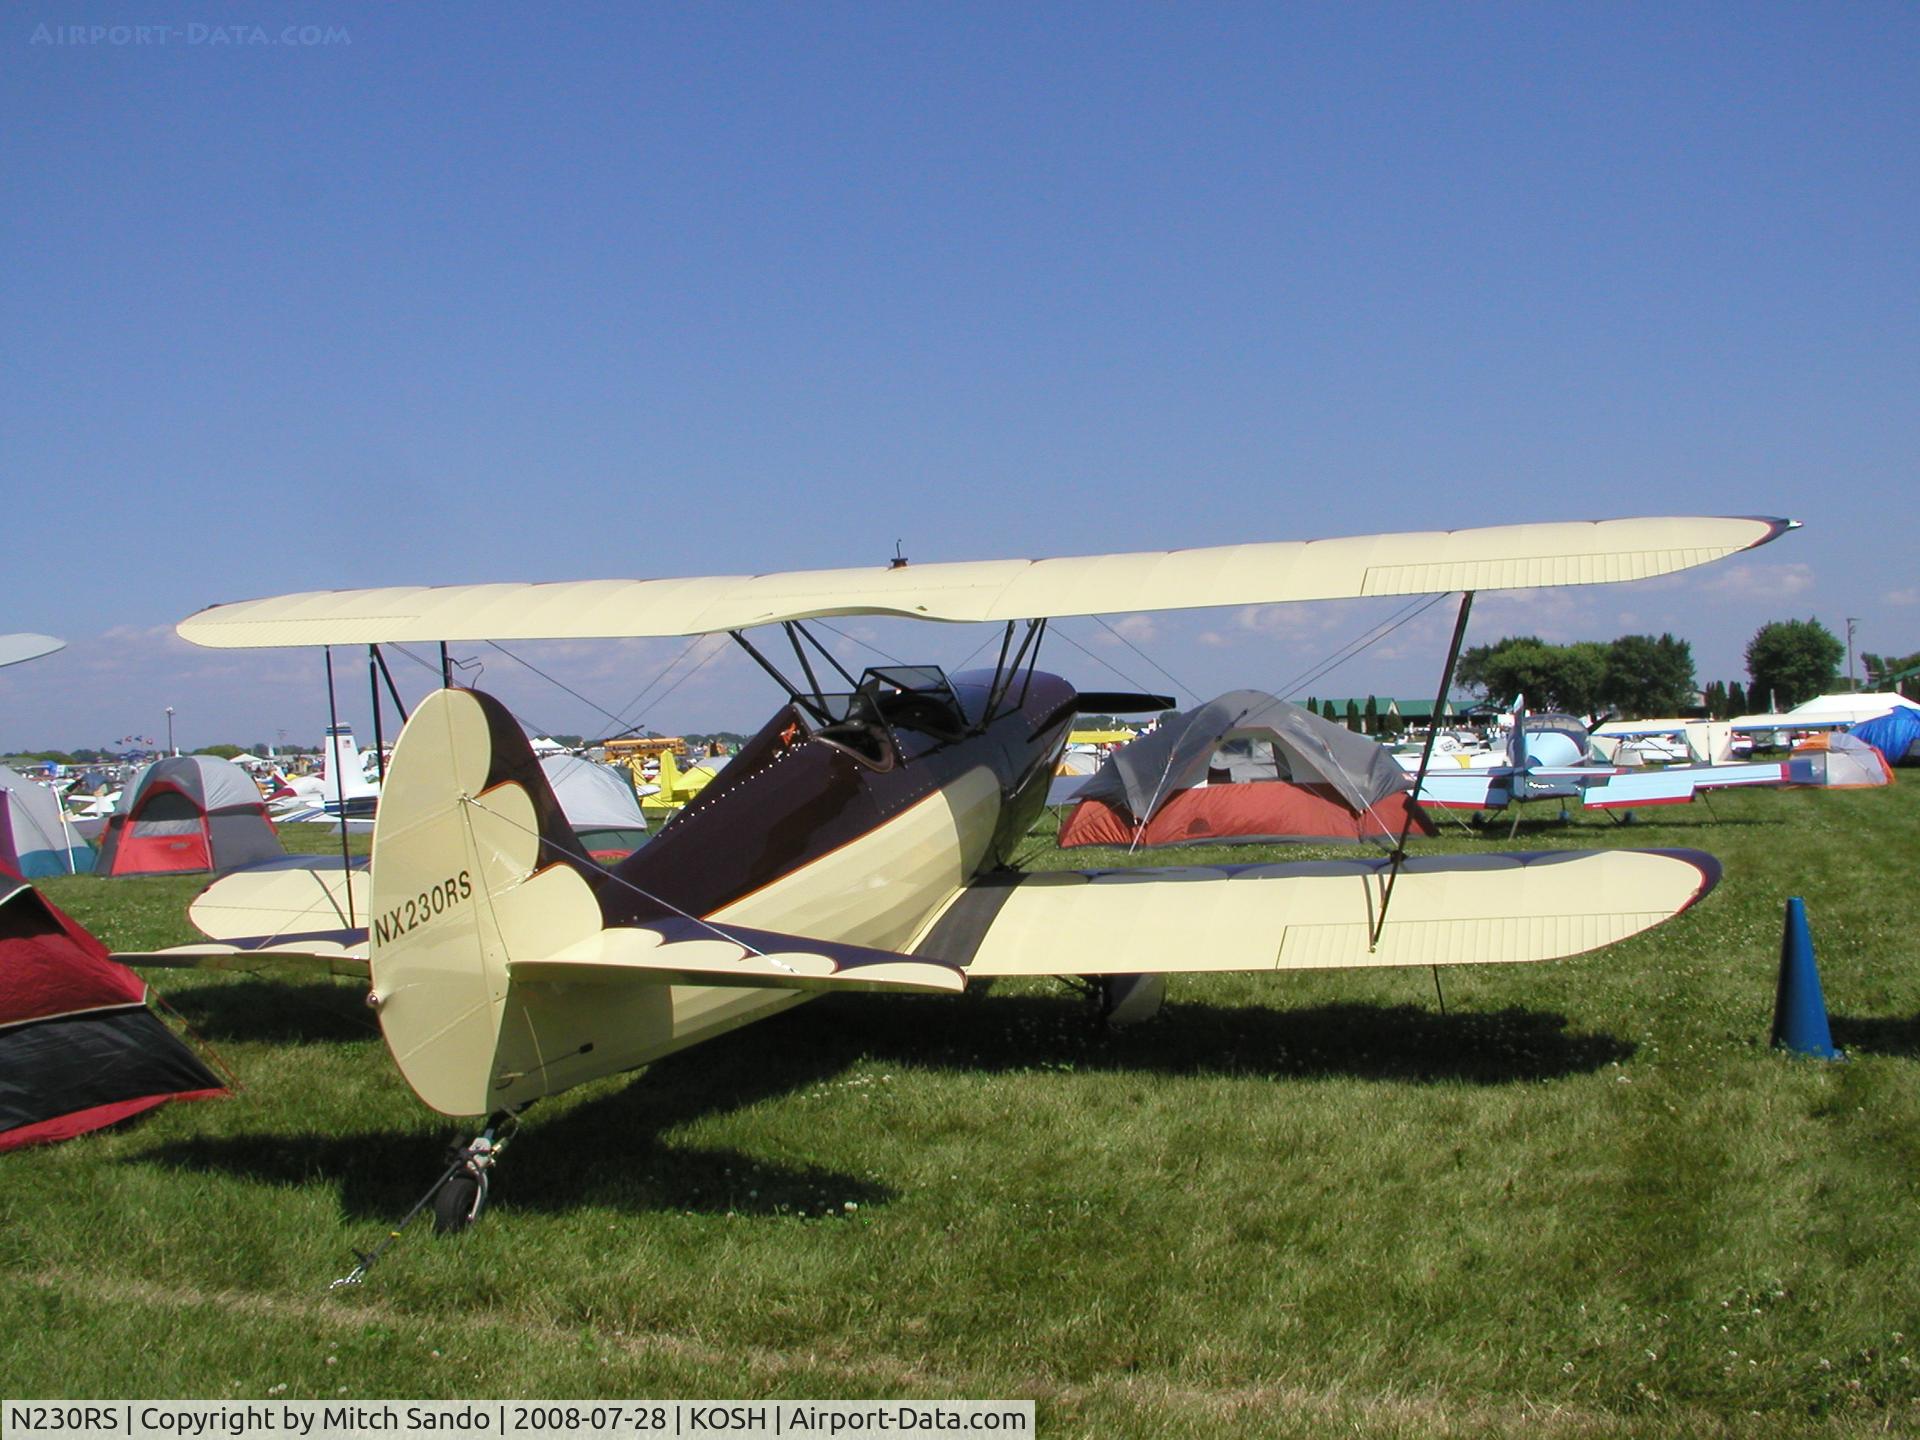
431, 1126, 507, 1235
330, 1115, 519, 1285
431, 1167, 487, 1234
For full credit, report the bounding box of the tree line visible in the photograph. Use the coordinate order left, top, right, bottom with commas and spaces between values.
1451, 618, 1854, 718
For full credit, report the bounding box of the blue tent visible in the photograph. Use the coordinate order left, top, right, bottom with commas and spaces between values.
1850, 707, 1920, 765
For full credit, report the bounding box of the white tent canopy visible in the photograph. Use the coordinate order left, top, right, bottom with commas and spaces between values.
1731, 692, 1920, 732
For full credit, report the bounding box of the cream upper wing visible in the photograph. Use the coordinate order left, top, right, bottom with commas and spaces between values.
907, 850, 1720, 977
177, 516, 1794, 646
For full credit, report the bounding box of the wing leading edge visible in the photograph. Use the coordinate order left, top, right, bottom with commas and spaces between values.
178, 516, 1795, 647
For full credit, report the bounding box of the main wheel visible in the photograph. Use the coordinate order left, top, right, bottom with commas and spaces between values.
431, 1169, 487, 1234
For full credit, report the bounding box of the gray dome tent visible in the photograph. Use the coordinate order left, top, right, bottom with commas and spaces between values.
1059, 690, 1432, 848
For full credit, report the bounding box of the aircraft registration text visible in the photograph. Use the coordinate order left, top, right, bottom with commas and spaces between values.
373, 872, 473, 946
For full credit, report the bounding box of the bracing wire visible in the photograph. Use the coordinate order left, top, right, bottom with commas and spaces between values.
611, 632, 723, 732
1046, 627, 1172, 703
1271, 594, 1447, 701
388, 633, 731, 754
1091, 615, 1197, 703
484, 641, 639, 737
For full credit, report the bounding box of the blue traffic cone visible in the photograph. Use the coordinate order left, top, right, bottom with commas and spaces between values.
1771, 897, 1841, 1059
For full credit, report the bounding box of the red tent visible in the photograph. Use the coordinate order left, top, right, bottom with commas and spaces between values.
0, 882, 225, 1149
1061, 782, 1432, 848
93, 755, 283, 877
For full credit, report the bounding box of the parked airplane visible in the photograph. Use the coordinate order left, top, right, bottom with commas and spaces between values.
1412, 708, 1790, 815
138, 515, 1795, 1230
266, 724, 381, 824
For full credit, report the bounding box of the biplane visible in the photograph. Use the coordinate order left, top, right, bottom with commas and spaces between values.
141, 515, 1796, 1229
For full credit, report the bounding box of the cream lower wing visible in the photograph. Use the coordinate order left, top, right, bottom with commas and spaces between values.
909, 850, 1720, 976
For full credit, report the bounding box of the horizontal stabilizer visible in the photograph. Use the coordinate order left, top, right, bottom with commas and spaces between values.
189, 862, 369, 942
1075, 692, 1177, 714
511, 917, 964, 995
911, 849, 1720, 976
1579, 761, 1789, 809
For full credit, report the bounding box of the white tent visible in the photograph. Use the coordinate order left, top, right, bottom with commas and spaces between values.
1732, 692, 1920, 732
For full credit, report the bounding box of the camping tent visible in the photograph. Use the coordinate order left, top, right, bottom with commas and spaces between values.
1787, 733, 1895, 789
540, 754, 648, 862
0, 882, 225, 1149
1849, 707, 1920, 765
93, 756, 284, 876
0, 766, 93, 877
1059, 690, 1434, 848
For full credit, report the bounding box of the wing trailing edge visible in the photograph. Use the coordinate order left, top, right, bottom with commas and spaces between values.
121, 941, 371, 978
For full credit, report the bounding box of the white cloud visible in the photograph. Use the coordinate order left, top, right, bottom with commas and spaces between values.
1700, 562, 1815, 599
1097, 614, 1159, 645
1883, 588, 1920, 607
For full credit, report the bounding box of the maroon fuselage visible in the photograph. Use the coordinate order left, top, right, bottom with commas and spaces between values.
600, 669, 1079, 928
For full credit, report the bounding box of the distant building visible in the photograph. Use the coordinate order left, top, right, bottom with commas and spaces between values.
1310, 697, 1458, 732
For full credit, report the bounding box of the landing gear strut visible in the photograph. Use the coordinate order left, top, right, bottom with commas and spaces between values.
1067, 973, 1167, 1028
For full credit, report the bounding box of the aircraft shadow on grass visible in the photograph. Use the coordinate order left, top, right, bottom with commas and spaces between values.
158, 977, 378, 1045
1828, 1013, 1920, 1058
132, 992, 1629, 1221
792, 990, 1633, 1086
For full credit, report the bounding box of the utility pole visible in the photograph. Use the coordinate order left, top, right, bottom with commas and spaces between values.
1846, 618, 1860, 692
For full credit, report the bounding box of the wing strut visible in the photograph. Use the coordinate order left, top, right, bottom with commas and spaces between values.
367, 644, 411, 786
1369, 590, 1475, 951
985, 619, 1047, 723
730, 623, 864, 727
321, 646, 357, 926
730, 629, 830, 724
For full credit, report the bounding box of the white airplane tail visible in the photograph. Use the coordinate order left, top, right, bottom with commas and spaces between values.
322, 724, 380, 802
368, 687, 960, 1117
366, 687, 608, 1116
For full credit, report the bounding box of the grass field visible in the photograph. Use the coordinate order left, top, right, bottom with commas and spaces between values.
7, 792, 1920, 1436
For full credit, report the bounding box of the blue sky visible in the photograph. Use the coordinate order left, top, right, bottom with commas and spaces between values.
3, 3, 1914, 750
